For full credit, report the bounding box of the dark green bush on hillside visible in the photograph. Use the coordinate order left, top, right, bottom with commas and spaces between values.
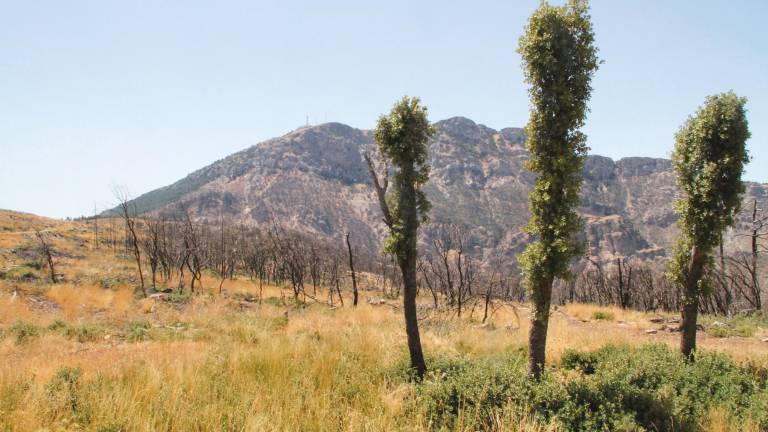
395, 344, 768, 431
10, 321, 39, 344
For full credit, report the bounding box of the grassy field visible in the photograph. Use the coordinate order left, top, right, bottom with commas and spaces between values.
1, 210, 767, 431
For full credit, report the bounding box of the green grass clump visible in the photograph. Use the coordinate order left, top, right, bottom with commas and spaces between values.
165, 292, 192, 304
44, 366, 90, 426
64, 323, 108, 342
22, 260, 43, 270
591, 310, 615, 321
703, 313, 768, 338
47, 319, 68, 332
10, 321, 40, 344
46, 320, 108, 342
124, 320, 153, 342
399, 344, 768, 431
232, 292, 258, 302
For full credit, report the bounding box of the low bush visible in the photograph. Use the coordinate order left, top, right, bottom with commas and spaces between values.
232, 292, 258, 303
45, 366, 90, 425
47, 319, 68, 332
165, 292, 192, 304
704, 313, 767, 338
64, 323, 107, 342
591, 310, 615, 321
22, 260, 43, 270
10, 321, 39, 344
397, 344, 768, 431
124, 320, 153, 342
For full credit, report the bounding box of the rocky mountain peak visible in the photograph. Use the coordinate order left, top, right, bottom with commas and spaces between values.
119, 117, 767, 264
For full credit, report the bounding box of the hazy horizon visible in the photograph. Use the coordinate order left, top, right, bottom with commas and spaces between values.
2, 0, 766, 218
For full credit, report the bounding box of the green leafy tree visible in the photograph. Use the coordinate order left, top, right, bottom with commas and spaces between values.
365, 96, 434, 379
517, 0, 599, 379
669, 92, 750, 360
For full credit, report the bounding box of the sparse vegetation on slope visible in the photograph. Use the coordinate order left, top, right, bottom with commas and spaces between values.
1, 211, 767, 431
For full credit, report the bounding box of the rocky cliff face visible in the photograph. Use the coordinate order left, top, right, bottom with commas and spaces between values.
123, 117, 767, 263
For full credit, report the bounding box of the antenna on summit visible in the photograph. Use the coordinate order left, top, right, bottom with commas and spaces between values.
306, 115, 309, 127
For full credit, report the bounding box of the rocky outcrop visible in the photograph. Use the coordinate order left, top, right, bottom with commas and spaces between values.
120, 117, 768, 265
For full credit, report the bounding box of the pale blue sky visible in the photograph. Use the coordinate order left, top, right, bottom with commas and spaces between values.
1, 1, 766, 218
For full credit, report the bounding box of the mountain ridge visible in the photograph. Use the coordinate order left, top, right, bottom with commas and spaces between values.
116, 116, 768, 263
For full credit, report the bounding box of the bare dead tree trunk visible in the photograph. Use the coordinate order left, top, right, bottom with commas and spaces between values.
751, 199, 761, 310
117, 195, 146, 297
93, 205, 99, 250
346, 232, 358, 307
35, 230, 56, 284
718, 233, 732, 315
482, 276, 493, 324
617, 257, 624, 308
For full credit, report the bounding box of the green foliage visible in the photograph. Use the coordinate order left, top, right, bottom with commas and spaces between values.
262, 296, 284, 307
47, 319, 67, 332
10, 321, 39, 344
0, 377, 32, 424
591, 310, 615, 321
45, 366, 91, 425
165, 291, 192, 304
124, 320, 153, 342
374, 96, 434, 259
2, 264, 39, 280
668, 92, 750, 295
63, 323, 108, 342
232, 291, 258, 302
702, 312, 767, 338
95, 424, 127, 432
516, 0, 600, 315
22, 260, 43, 270
400, 344, 768, 431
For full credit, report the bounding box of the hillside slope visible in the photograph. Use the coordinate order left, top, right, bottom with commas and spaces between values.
121, 117, 768, 262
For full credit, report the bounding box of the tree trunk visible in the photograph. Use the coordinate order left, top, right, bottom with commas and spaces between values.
752, 199, 761, 310
482, 282, 492, 323
400, 254, 426, 379
528, 276, 554, 379
346, 233, 359, 307
680, 246, 706, 360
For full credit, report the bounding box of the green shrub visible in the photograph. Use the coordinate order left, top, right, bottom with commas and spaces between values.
262, 296, 283, 306
124, 320, 153, 342
96, 424, 127, 432
263, 296, 308, 310
591, 310, 615, 321
10, 321, 39, 344
268, 314, 289, 331
704, 314, 765, 338
64, 323, 107, 342
232, 292, 258, 303
397, 344, 768, 431
0, 376, 32, 421
44, 366, 90, 425
22, 260, 43, 270
47, 319, 68, 332
166, 292, 192, 304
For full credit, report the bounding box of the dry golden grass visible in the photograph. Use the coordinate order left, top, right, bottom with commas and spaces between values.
1, 210, 767, 431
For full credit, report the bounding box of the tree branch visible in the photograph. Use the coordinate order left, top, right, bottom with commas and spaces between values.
364, 152, 392, 228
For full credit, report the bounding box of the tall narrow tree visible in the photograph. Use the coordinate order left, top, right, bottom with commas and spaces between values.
669, 92, 750, 360
365, 96, 434, 379
517, 0, 599, 379
346, 232, 359, 307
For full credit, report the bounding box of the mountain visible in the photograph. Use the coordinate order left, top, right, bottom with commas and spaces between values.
120, 117, 768, 263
